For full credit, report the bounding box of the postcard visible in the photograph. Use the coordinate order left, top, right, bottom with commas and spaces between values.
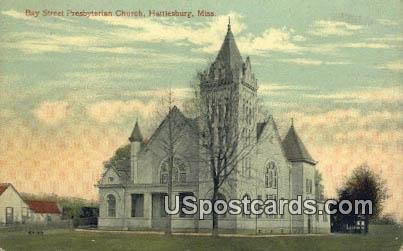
0, 1, 401, 250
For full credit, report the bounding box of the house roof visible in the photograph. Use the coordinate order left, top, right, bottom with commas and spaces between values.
129, 121, 143, 142
0, 183, 11, 196
282, 124, 316, 165
26, 200, 61, 214
215, 21, 243, 71
0, 183, 27, 205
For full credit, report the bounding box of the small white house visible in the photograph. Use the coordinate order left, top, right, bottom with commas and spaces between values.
0, 183, 29, 225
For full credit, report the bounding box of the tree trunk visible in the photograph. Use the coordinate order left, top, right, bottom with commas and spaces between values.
165, 105, 174, 236
212, 183, 219, 237
364, 215, 369, 234
165, 174, 172, 235
212, 211, 219, 237
165, 169, 173, 235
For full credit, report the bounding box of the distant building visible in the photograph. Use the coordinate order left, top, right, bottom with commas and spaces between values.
25, 200, 62, 223
0, 183, 29, 225
0, 183, 62, 225
98, 22, 330, 234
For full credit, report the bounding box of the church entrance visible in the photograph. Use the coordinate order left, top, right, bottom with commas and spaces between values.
151, 193, 168, 229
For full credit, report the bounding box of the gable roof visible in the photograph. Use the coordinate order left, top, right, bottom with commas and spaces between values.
141, 106, 198, 151
0, 183, 25, 202
282, 125, 316, 165
0, 183, 11, 196
104, 166, 128, 185
215, 22, 243, 71
26, 200, 61, 214
256, 117, 293, 166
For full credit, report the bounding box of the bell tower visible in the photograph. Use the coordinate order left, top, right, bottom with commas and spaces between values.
199, 20, 258, 143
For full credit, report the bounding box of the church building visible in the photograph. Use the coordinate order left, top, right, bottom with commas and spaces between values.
98, 22, 330, 234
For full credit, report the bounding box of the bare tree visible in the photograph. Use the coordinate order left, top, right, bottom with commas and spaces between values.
187, 77, 261, 236
148, 89, 189, 235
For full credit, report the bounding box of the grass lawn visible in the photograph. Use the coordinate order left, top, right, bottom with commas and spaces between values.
0, 225, 401, 251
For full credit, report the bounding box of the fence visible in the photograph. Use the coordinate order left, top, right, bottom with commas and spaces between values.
0, 220, 72, 234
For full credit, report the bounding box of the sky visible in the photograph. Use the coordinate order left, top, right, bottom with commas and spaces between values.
0, 1, 401, 220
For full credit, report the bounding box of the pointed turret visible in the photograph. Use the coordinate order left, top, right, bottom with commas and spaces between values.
130, 120, 143, 183
215, 18, 243, 71
129, 121, 143, 142
282, 123, 316, 165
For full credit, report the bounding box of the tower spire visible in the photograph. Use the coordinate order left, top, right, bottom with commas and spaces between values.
129, 120, 143, 142
213, 16, 242, 71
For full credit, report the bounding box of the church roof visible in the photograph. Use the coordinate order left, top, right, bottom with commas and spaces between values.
141, 106, 198, 151
215, 21, 243, 71
129, 121, 143, 142
282, 124, 316, 165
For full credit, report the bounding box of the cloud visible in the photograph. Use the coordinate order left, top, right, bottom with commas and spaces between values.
368, 36, 403, 42
342, 42, 391, 49
377, 60, 403, 71
279, 58, 350, 66
3, 33, 105, 54
33, 101, 70, 125
0, 117, 129, 200
305, 87, 402, 103
257, 83, 313, 98
285, 109, 402, 130
87, 100, 157, 123
259, 83, 295, 92
280, 58, 322, 65
2, 10, 37, 21
2, 9, 398, 60
306, 41, 394, 54
377, 19, 399, 26
124, 88, 191, 100
87, 47, 141, 54
2, 10, 304, 56
87, 87, 193, 123
3, 30, 206, 63
293, 35, 306, 42
309, 20, 363, 36
91, 12, 303, 55
91, 12, 244, 52
237, 28, 302, 54
67, 71, 143, 80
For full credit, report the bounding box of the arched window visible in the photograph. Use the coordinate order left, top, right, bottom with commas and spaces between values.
160, 157, 187, 184
107, 194, 116, 217
265, 161, 277, 188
